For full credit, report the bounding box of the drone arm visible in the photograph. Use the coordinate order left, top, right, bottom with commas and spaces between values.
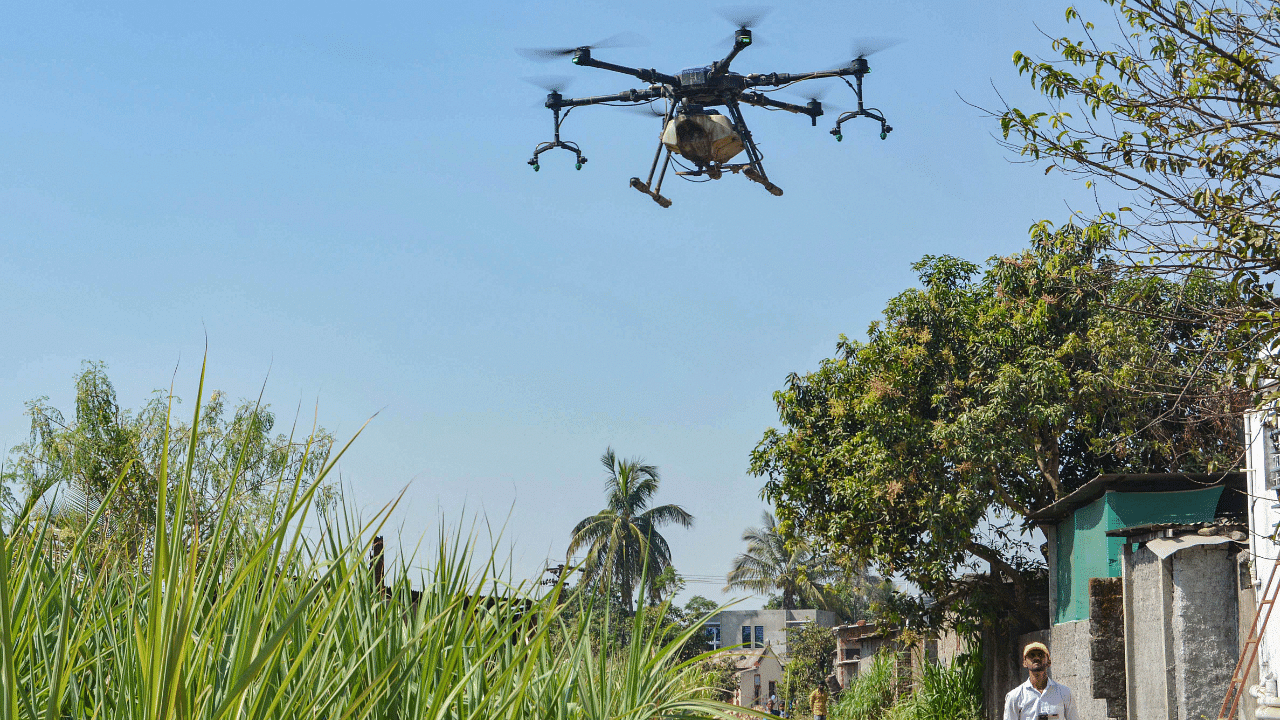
740, 92, 817, 115
708, 32, 752, 80
571, 52, 678, 86
742, 67, 861, 89
550, 87, 665, 109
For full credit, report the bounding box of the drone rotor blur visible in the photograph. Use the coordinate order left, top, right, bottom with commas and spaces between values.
516, 32, 647, 62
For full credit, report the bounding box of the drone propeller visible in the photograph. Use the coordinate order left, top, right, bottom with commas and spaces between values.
516, 32, 646, 62
522, 75, 575, 94
715, 5, 772, 30
784, 84, 846, 113
830, 37, 903, 68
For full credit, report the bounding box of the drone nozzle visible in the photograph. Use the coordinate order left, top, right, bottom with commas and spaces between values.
735, 28, 752, 46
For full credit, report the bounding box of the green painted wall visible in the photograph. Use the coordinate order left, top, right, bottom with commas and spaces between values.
1052, 486, 1224, 625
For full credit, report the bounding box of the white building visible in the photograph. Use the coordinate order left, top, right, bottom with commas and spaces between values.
1245, 408, 1280, 700
702, 608, 838, 659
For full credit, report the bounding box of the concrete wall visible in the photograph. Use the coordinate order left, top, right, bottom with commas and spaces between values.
1122, 536, 1241, 720
1088, 577, 1125, 718
1170, 543, 1239, 720
1124, 542, 1174, 719
707, 609, 838, 658
1029, 621, 1113, 720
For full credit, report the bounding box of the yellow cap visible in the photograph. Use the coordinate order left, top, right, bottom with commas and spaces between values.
1023, 641, 1049, 658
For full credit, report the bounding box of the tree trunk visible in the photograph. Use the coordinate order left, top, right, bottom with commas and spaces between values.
1032, 432, 1063, 500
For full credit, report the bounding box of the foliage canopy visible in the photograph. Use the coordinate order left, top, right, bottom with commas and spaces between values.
994, 0, 1280, 383
3, 361, 334, 550
752, 228, 1253, 626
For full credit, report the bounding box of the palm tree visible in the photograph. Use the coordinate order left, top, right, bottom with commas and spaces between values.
567, 448, 694, 612
724, 511, 841, 611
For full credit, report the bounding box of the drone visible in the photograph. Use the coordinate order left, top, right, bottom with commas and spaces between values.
519, 10, 896, 208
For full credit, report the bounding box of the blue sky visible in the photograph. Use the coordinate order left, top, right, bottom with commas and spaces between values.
0, 0, 1093, 604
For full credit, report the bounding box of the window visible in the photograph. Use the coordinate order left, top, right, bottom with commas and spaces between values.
843, 647, 859, 661
705, 623, 721, 650
768, 680, 776, 699
754, 625, 764, 648
754, 674, 761, 702
742, 625, 751, 647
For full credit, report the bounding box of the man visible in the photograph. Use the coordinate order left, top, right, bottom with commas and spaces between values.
808, 685, 828, 720
1003, 642, 1078, 720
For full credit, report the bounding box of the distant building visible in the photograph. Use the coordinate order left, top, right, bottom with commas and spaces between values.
703, 608, 838, 659
710, 645, 786, 708
832, 620, 898, 688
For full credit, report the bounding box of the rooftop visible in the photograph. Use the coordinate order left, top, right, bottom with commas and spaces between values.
1025, 472, 1244, 523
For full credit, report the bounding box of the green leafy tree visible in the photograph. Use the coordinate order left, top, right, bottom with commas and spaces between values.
3, 361, 334, 547
752, 229, 1253, 627
725, 510, 841, 612
992, 0, 1280, 387
780, 622, 836, 716
567, 448, 694, 612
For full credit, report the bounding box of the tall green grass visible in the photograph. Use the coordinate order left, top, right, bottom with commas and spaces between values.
831, 650, 982, 720
833, 650, 898, 720
0, 362, 743, 720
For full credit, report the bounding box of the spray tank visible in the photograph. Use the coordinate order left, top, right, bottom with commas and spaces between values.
660, 107, 744, 166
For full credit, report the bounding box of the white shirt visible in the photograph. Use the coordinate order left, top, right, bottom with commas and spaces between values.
1003, 677, 1078, 720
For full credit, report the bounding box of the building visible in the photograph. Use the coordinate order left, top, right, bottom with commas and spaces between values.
1018, 472, 1249, 720
703, 608, 838, 659
710, 645, 786, 708
832, 620, 897, 688
1241, 406, 1280, 717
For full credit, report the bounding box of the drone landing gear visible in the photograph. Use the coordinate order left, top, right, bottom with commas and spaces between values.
741, 167, 783, 196
630, 110, 676, 208
629, 177, 672, 208
677, 163, 784, 196
722, 100, 783, 197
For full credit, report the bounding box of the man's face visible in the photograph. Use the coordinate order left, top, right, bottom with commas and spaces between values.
1023, 649, 1049, 673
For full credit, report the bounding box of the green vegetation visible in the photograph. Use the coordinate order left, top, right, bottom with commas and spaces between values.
832, 650, 981, 720
0, 363, 739, 720
752, 228, 1254, 627
2, 360, 334, 543
834, 651, 898, 720
568, 448, 694, 612
995, 0, 1280, 387
726, 511, 840, 612
780, 622, 835, 716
